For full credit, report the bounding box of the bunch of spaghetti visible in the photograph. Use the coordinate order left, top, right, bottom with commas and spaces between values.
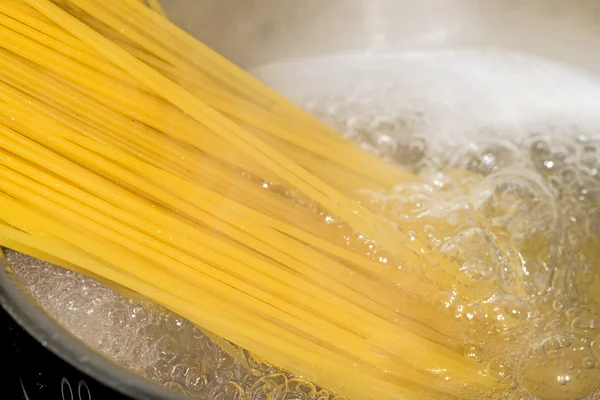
0, 1, 503, 399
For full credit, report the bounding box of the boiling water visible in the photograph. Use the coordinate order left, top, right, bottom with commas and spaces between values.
8, 48, 600, 400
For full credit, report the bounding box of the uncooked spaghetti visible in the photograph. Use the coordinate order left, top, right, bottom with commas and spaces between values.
0, 1, 505, 399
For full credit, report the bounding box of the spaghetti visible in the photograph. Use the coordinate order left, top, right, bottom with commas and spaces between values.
0, 1, 503, 399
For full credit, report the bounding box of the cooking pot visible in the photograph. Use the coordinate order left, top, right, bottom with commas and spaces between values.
1, 1, 600, 399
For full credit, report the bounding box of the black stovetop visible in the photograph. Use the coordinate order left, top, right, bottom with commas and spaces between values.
1, 305, 133, 400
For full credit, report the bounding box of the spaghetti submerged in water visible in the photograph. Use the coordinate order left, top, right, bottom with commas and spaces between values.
0, 1, 522, 399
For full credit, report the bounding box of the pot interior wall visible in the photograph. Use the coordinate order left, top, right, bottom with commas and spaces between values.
163, 0, 600, 73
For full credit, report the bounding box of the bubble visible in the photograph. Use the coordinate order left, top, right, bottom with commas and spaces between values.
560, 166, 580, 185
170, 362, 189, 382
131, 305, 148, 323
518, 332, 600, 399
487, 358, 513, 382
374, 134, 399, 158
372, 248, 395, 266
244, 352, 279, 376
453, 139, 522, 176
167, 316, 185, 332
585, 208, 600, 238
185, 368, 208, 395
287, 378, 318, 400
63, 293, 85, 313
106, 302, 129, 329
21, 271, 40, 286
248, 374, 288, 400
522, 257, 554, 296
591, 337, 600, 360
433, 291, 457, 313
396, 135, 429, 167
353, 189, 387, 214
455, 303, 485, 324
208, 381, 246, 400
571, 316, 600, 336
164, 381, 186, 394
526, 136, 578, 176
387, 182, 435, 218
568, 177, 600, 208
553, 299, 567, 312
154, 335, 178, 363
438, 227, 505, 301
582, 357, 597, 370
463, 343, 484, 361
478, 170, 557, 243
483, 295, 530, 331
214, 346, 237, 371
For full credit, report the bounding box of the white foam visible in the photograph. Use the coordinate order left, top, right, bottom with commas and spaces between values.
251, 49, 600, 148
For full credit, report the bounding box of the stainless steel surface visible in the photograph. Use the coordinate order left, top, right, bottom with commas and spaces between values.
166, 0, 600, 72
2, 0, 600, 399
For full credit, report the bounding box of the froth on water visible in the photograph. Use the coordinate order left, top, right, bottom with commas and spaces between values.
9, 49, 600, 400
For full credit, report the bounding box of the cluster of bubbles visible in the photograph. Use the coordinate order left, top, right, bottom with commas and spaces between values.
8, 250, 338, 400
307, 106, 600, 399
